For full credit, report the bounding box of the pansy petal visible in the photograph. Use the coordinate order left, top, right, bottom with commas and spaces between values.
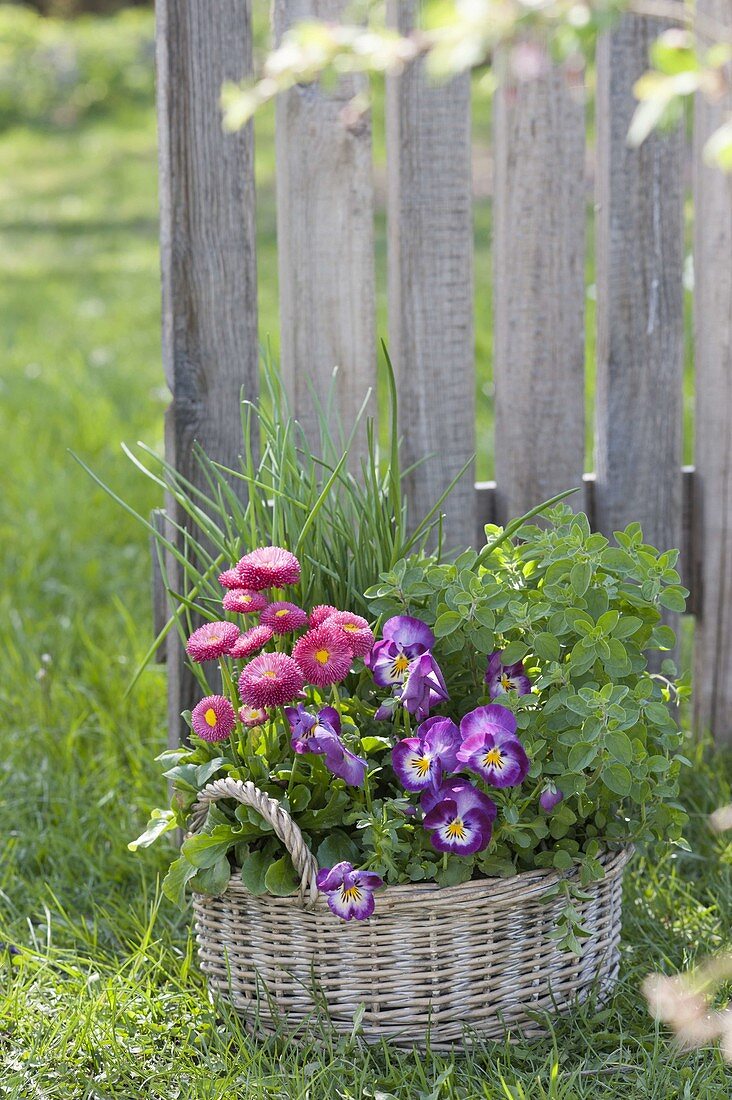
327, 884, 375, 921
459, 703, 517, 741
316, 862, 351, 892
318, 706, 341, 737
382, 615, 435, 656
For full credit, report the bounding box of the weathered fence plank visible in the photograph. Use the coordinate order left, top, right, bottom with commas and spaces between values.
156, 0, 259, 745
273, 0, 376, 455
386, 0, 475, 549
594, 15, 684, 559
693, 0, 732, 742
493, 64, 586, 522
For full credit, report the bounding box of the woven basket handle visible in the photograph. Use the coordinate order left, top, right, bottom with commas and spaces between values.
189, 778, 319, 908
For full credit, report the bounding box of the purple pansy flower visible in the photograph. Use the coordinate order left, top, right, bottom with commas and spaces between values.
365, 615, 435, 688
392, 715, 461, 792
421, 778, 497, 855
400, 652, 449, 722
316, 861, 384, 920
457, 704, 531, 788
285, 704, 367, 787
539, 782, 564, 812
485, 651, 532, 698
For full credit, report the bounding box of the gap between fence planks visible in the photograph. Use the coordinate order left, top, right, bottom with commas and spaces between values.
273, 0, 376, 460
156, 0, 259, 745
493, 60, 586, 523
693, 0, 732, 744
386, 0, 475, 550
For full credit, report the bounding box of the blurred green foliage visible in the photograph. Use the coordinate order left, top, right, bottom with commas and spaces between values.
0, 4, 154, 127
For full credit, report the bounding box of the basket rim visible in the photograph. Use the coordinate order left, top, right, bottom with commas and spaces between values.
195, 844, 633, 912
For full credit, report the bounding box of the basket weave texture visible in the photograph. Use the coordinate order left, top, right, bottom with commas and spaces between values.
190, 778, 631, 1048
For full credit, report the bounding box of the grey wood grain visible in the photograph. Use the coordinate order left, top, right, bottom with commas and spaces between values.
594, 15, 684, 558
151, 509, 168, 664
693, 0, 732, 741
493, 64, 586, 524
273, 0, 376, 458
156, 0, 258, 745
385, 0, 475, 550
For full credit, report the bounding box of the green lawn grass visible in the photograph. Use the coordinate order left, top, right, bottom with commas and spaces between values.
0, 16, 726, 1097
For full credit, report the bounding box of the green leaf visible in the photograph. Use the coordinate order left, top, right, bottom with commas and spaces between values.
317, 829, 359, 868
568, 742, 598, 771
361, 736, 393, 755
128, 809, 177, 852
162, 856, 198, 909
570, 561, 592, 596
659, 586, 687, 612
181, 824, 240, 868
553, 850, 574, 871
190, 857, 231, 897
195, 757, 228, 786
239, 849, 270, 896
433, 611, 462, 637
500, 640, 528, 665
287, 784, 311, 812
605, 730, 633, 764
264, 854, 300, 897
603, 763, 632, 797
534, 632, 560, 661
612, 616, 643, 639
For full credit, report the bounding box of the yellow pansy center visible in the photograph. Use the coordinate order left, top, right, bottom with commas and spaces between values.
411, 756, 431, 778
315, 648, 331, 665
392, 653, 410, 676
500, 674, 513, 691
483, 748, 504, 769
204, 708, 218, 728
446, 818, 466, 840
341, 884, 363, 903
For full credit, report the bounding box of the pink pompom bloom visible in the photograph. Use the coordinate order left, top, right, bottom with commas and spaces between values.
326, 610, 375, 658
228, 624, 274, 660
192, 695, 236, 742
237, 546, 301, 591
222, 588, 268, 614
260, 600, 308, 635
218, 568, 244, 590
238, 651, 305, 709
239, 704, 269, 728
308, 604, 339, 629
186, 621, 240, 663
292, 624, 354, 687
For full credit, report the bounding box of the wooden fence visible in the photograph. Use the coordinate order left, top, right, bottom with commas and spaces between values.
154, 0, 732, 744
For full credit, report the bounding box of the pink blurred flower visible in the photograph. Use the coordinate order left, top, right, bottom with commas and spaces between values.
186, 621, 240, 663
292, 624, 353, 687
237, 546, 301, 591
238, 651, 305, 708
308, 604, 339, 628
218, 567, 244, 590
228, 624, 274, 660
192, 695, 236, 742
222, 588, 268, 614
260, 600, 308, 635
239, 703, 269, 728
326, 610, 374, 658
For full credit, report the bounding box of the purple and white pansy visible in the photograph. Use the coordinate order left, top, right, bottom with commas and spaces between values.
421, 779, 497, 855
285, 704, 367, 787
392, 715, 461, 792
485, 650, 532, 698
316, 861, 384, 920
456, 704, 531, 788
366, 615, 436, 688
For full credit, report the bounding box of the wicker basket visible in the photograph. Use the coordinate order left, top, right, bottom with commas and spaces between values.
190, 778, 632, 1049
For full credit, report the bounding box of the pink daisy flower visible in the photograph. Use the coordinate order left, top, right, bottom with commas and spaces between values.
186, 621, 240, 663
292, 624, 354, 687
192, 695, 236, 742
308, 604, 339, 629
218, 567, 244, 590
228, 624, 274, 660
239, 704, 269, 728
222, 588, 268, 614
260, 600, 308, 635
238, 652, 305, 709
237, 546, 301, 591
326, 610, 375, 658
